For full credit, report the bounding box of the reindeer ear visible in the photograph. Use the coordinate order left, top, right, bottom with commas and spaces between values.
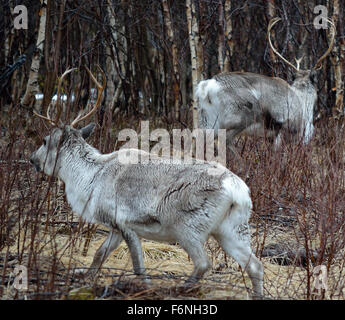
196, 80, 210, 100
80, 123, 96, 139
310, 69, 318, 85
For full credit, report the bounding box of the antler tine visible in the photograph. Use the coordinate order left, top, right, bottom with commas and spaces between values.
70, 66, 106, 128
54, 68, 77, 124
33, 110, 54, 123
33, 68, 77, 126
313, 18, 336, 70
295, 56, 304, 71
267, 17, 300, 72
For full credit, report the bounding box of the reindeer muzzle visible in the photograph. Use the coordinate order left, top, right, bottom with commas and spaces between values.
30, 155, 41, 172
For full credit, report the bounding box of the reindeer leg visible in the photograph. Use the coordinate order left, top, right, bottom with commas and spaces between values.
84, 229, 123, 278
226, 129, 243, 162
213, 217, 263, 299
121, 229, 151, 284
177, 237, 211, 285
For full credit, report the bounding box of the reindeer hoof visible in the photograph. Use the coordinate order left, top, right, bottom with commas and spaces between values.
74, 268, 87, 277
74, 268, 98, 281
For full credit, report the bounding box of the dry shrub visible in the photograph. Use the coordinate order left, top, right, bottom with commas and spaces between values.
1, 106, 345, 300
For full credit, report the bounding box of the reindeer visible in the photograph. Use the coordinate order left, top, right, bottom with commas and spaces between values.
196, 18, 335, 155
30, 66, 263, 298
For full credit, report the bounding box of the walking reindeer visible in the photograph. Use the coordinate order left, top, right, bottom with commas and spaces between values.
30, 66, 263, 298
196, 18, 336, 155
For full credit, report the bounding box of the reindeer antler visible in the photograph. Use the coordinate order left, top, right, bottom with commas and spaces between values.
312, 18, 336, 70
33, 68, 77, 125
267, 17, 301, 72
268, 17, 336, 72
70, 65, 106, 128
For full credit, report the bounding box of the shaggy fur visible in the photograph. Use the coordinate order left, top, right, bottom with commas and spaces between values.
196, 71, 317, 153
30, 124, 263, 297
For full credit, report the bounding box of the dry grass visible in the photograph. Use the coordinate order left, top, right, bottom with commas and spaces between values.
1, 108, 345, 300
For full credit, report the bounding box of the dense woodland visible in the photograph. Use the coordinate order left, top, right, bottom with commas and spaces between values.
0, 0, 345, 300
0, 0, 344, 125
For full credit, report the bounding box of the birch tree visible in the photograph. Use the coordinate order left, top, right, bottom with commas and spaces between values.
330, 0, 344, 116
218, 0, 225, 72
267, 0, 277, 70
21, 0, 48, 108
106, 0, 123, 114
186, 0, 202, 129
223, 0, 234, 72
162, 0, 181, 120
41, 0, 64, 113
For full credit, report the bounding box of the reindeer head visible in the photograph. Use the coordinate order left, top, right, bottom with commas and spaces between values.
30, 66, 106, 177
268, 17, 336, 86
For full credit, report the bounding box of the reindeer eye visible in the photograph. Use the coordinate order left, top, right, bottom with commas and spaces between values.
43, 138, 47, 146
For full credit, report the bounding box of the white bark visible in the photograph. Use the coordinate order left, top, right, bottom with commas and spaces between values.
186, 0, 201, 129
267, 0, 276, 69
106, 1, 117, 111
162, 0, 180, 120
218, 0, 225, 72
330, 0, 344, 115
21, 0, 47, 107
223, 0, 233, 72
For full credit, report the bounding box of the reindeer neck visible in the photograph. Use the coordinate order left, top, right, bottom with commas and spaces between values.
291, 80, 317, 106
58, 142, 104, 213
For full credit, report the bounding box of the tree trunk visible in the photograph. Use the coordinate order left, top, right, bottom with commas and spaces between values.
218, 0, 225, 72
223, 0, 233, 72
196, 1, 204, 81
186, 0, 201, 129
21, 0, 48, 108
267, 0, 276, 73
330, 0, 344, 117
162, 0, 181, 121
41, 0, 63, 114
105, 1, 118, 112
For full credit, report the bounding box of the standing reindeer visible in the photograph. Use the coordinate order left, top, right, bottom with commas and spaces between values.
196, 18, 335, 154
30, 66, 263, 298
